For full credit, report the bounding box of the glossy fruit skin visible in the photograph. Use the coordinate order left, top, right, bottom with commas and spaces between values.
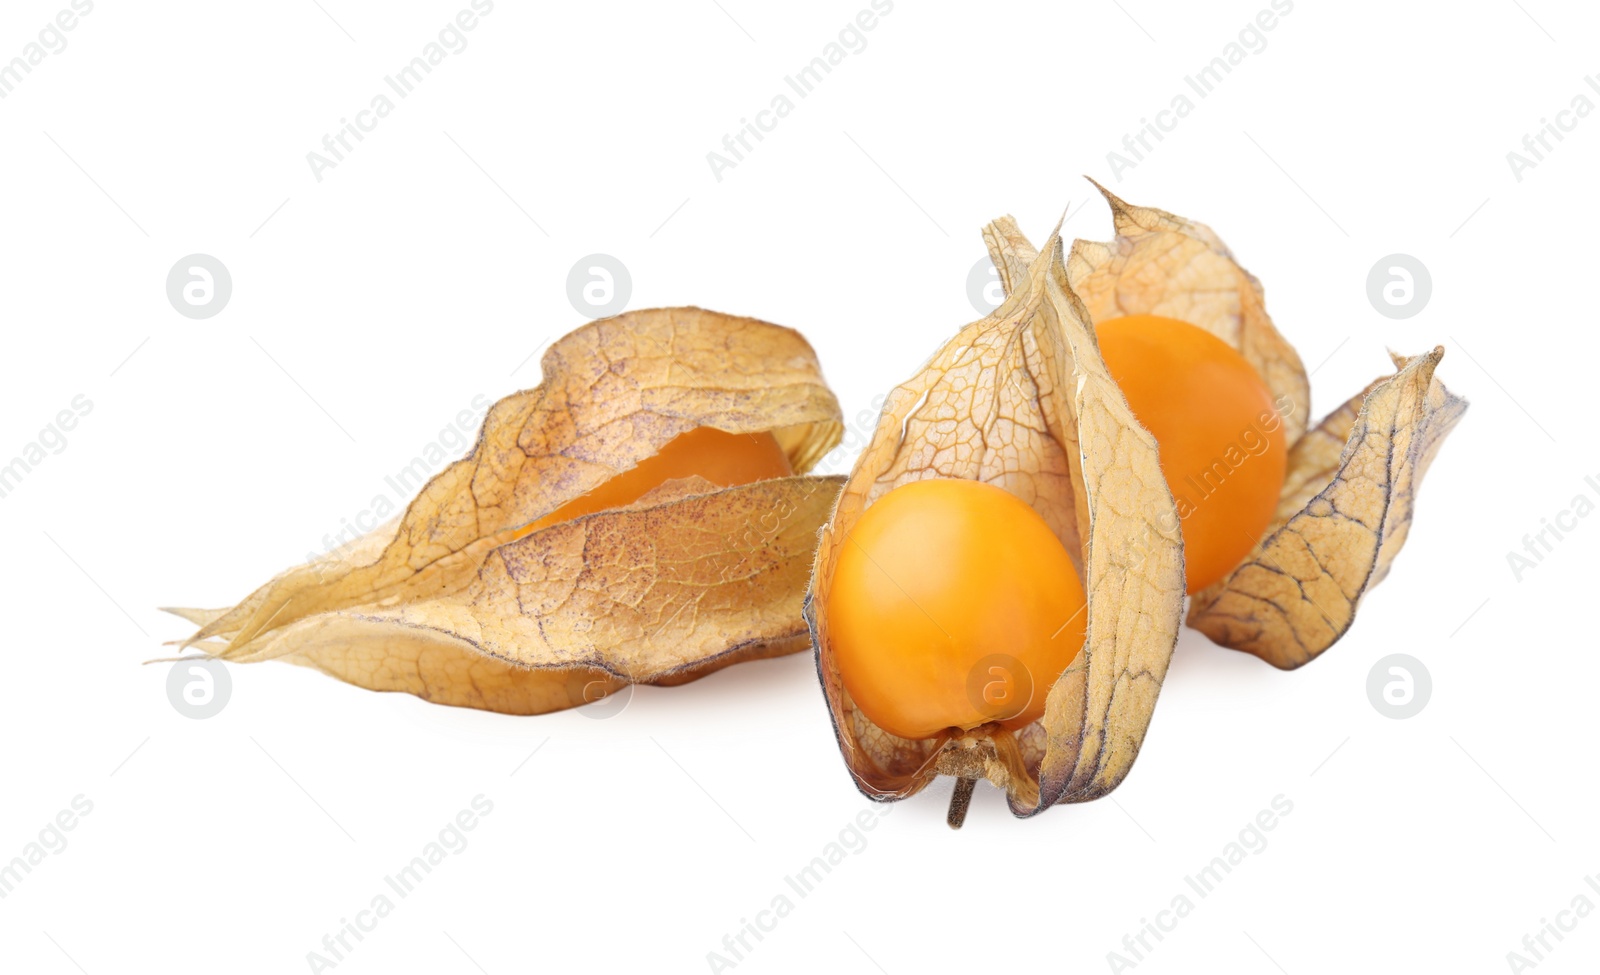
825, 478, 1088, 741
518, 427, 793, 536
1095, 314, 1288, 594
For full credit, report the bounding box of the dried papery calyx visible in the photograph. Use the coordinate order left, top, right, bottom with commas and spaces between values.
1185, 348, 1467, 667
168, 308, 846, 713
1062, 183, 1468, 669
806, 221, 1185, 824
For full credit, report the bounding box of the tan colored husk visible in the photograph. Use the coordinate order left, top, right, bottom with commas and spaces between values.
1065, 185, 1468, 669
170, 307, 845, 713
1066, 180, 1311, 445
806, 222, 1185, 817
1188, 349, 1468, 667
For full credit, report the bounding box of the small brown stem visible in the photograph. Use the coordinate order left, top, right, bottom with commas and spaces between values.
947, 777, 976, 830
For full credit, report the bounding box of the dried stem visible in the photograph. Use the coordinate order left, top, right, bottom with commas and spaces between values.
947, 777, 976, 830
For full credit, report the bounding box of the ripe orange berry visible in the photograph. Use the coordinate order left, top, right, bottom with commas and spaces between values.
825, 478, 1087, 741
1095, 314, 1288, 594
517, 427, 793, 537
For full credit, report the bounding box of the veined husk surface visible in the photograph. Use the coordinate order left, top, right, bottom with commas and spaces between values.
807, 223, 1186, 816
170, 307, 846, 714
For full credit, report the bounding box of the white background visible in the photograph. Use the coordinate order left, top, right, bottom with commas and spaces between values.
1, 1, 1596, 973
